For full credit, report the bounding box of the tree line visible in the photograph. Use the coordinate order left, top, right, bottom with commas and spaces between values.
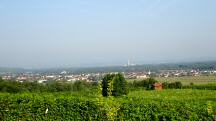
0, 75, 185, 94
0, 77, 95, 93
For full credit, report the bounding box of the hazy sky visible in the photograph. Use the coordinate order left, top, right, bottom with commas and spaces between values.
0, 0, 216, 68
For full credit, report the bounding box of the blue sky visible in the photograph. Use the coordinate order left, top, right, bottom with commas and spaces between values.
0, 0, 216, 68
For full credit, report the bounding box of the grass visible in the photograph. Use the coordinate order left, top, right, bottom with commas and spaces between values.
127, 76, 216, 85
127, 89, 216, 101
155, 76, 216, 85
1, 89, 215, 101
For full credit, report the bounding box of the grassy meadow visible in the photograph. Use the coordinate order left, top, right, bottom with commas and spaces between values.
128, 75, 216, 85
155, 76, 216, 85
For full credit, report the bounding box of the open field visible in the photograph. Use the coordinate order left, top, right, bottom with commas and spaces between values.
1, 89, 216, 120
127, 76, 216, 85
156, 76, 216, 85
128, 89, 216, 101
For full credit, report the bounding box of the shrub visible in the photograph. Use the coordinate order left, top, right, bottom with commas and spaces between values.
0, 94, 103, 120
0, 79, 95, 93
101, 74, 115, 97
132, 78, 158, 90
0, 93, 215, 121
162, 81, 182, 89
102, 73, 128, 97
162, 82, 169, 89
168, 82, 182, 89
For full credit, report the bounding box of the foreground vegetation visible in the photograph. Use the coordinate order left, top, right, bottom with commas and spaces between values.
1, 76, 216, 120
0, 89, 216, 120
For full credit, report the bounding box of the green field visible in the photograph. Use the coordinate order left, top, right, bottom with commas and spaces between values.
156, 76, 216, 85
127, 76, 216, 85
1, 76, 216, 120
1, 89, 216, 120
128, 89, 216, 100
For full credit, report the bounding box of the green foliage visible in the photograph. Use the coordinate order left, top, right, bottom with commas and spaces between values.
132, 78, 158, 90
0, 90, 216, 121
0, 79, 96, 93
156, 76, 216, 85
102, 74, 115, 97
0, 80, 27, 93
117, 99, 216, 121
162, 81, 182, 89
183, 84, 216, 90
112, 73, 128, 96
0, 94, 102, 121
1, 76, 216, 120
102, 73, 128, 97
97, 82, 120, 121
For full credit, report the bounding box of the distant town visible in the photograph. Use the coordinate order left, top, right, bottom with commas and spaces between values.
1, 64, 216, 84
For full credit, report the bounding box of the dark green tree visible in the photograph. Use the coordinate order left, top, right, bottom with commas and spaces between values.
112, 73, 128, 96
102, 73, 128, 97
101, 74, 115, 97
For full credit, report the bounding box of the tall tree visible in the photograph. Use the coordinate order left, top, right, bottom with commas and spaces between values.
102, 73, 128, 97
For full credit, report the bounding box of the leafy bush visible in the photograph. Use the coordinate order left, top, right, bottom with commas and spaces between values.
162, 81, 182, 89
132, 78, 158, 90
102, 73, 128, 97
0, 94, 102, 121
112, 73, 128, 96
0, 93, 215, 121
0, 79, 95, 93
117, 98, 216, 121
101, 74, 115, 97
183, 84, 216, 90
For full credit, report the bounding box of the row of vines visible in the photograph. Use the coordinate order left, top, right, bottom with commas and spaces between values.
0, 93, 216, 121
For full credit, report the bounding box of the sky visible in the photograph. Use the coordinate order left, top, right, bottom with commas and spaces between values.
0, 0, 216, 68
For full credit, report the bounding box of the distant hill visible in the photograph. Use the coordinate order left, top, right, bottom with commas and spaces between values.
0, 67, 26, 73
1, 61, 216, 74
67, 61, 216, 73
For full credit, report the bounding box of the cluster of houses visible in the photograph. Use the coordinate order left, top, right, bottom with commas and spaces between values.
124, 71, 151, 79
1, 70, 216, 84
158, 70, 216, 77
0, 71, 104, 83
